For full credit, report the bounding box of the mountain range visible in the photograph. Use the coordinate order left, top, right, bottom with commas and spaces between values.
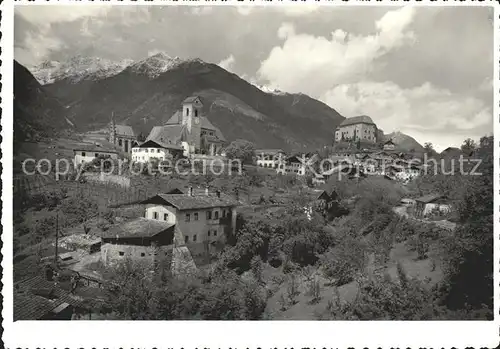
15, 54, 424, 152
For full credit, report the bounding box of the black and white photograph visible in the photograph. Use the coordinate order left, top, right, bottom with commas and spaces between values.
3, 0, 499, 346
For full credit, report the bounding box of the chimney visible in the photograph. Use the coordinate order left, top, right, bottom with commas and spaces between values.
216, 190, 221, 198
205, 186, 209, 196
188, 186, 193, 196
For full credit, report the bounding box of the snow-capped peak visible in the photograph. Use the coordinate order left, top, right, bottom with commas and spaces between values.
252, 82, 287, 95
31, 56, 133, 85
129, 52, 186, 79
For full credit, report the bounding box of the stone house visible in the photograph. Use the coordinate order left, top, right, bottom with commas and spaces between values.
414, 194, 452, 218
334, 115, 378, 143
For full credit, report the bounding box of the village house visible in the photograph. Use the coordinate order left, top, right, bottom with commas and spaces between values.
102, 187, 239, 266
131, 139, 184, 163
109, 117, 137, 154
302, 188, 340, 220
73, 144, 119, 165
413, 194, 452, 218
101, 218, 176, 266
256, 149, 286, 168
276, 153, 319, 177
145, 96, 226, 158
334, 115, 378, 143
383, 139, 396, 151
385, 162, 422, 182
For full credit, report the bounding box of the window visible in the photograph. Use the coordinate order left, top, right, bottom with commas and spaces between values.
119, 251, 124, 256
208, 230, 211, 237
145, 149, 149, 153
119, 139, 122, 146
193, 234, 197, 242
82, 152, 86, 157
141, 253, 145, 257
194, 213, 198, 221
95, 153, 98, 157
185, 213, 191, 222
195, 109, 198, 117
164, 213, 168, 221
157, 149, 161, 153
144, 211, 147, 218
185, 236, 189, 243
213, 230, 217, 236
206, 211, 212, 220
214, 211, 219, 219
153, 212, 158, 220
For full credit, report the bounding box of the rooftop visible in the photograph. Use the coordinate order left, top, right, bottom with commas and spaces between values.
102, 218, 175, 239
339, 115, 375, 127
14, 276, 84, 321
114, 124, 135, 138
137, 139, 184, 151
183, 96, 202, 104
165, 111, 226, 142
415, 194, 443, 204
147, 124, 189, 144
256, 149, 286, 155
140, 192, 239, 210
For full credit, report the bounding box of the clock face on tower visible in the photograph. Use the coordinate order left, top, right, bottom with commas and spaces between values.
194, 117, 200, 124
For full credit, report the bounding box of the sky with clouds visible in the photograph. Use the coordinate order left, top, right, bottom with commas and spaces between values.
14, 5, 494, 151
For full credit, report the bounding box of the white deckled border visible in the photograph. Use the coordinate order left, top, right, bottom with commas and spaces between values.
1, 0, 499, 348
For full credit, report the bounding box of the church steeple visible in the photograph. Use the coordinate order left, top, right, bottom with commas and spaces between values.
109, 112, 117, 145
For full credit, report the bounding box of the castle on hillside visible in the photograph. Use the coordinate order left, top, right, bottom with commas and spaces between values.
145, 96, 226, 157
334, 115, 378, 144
108, 115, 137, 153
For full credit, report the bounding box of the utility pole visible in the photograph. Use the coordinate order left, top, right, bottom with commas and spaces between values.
54, 211, 59, 266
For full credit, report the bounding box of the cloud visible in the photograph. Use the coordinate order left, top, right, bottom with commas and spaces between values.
257, 7, 416, 96
218, 54, 236, 73
15, 5, 112, 27
15, 28, 64, 66
321, 81, 492, 150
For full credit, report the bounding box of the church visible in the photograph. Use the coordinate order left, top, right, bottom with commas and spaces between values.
144, 96, 226, 157
108, 117, 138, 153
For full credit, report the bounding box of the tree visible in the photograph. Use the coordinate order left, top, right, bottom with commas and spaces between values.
424, 142, 434, 155
224, 139, 256, 164
460, 138, 477, 155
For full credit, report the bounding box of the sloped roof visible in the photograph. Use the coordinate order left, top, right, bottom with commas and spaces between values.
14, 276, 84, 321
165, 111, 226, 143
166, 110, 183, 125
183, 96, 202, 104
415, 194, 443, 204
384, 139, 396, 145
102, 218, 175, 239
256, 149, 286, 155
146, 124, 189, 144
339, 115, 375, 127
115, 125, 135, 137
140, 193, 239, 210
138, 139, 184, 151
